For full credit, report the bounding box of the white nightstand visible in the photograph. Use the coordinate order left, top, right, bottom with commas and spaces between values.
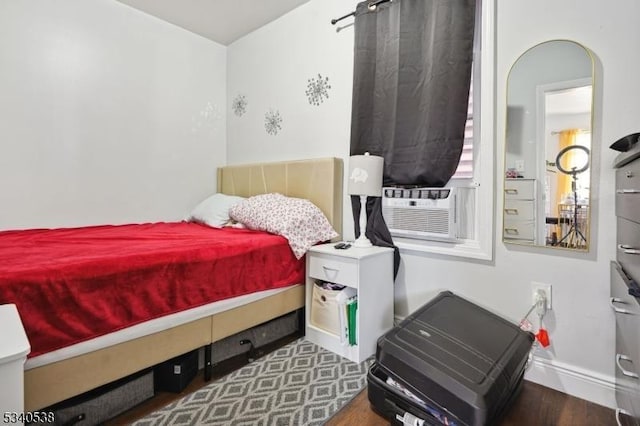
0, 304, 30, 420
305, 243, 394, 363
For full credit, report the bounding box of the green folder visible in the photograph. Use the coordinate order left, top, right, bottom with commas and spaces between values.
347, 300, 358, 346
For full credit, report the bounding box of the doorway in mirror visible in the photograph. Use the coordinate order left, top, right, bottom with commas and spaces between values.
540, 83, 592, 248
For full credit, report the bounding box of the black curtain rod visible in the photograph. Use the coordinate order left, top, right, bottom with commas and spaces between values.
331, 0, 393, 25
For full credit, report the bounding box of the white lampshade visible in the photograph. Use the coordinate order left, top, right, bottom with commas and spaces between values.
348, 153, 384, 197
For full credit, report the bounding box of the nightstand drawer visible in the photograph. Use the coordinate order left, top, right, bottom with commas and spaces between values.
308, 254, 358, 287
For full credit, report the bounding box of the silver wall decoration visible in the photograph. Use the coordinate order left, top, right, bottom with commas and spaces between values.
232, 94, 248, 117
306, 74, 331, 106
265, 109, 282, 136
191, 101, 222, 135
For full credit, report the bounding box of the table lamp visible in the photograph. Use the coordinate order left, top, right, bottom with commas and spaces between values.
348, 152, 384, 248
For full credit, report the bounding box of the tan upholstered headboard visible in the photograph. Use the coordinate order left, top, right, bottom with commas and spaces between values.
217, 157, 343, 238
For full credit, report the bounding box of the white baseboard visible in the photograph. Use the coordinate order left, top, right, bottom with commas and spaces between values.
525, 356, 616, 409
393, 315, 404, 327
392, 314, 616, 409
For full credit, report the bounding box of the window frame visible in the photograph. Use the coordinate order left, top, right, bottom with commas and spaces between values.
391, 0, 494, 261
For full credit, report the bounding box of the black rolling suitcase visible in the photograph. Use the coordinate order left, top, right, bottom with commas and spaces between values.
368, 291, 534, 426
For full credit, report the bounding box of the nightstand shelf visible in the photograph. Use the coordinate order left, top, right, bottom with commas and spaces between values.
305, 243, 394, 363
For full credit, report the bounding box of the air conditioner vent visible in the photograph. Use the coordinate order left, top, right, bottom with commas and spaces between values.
382, 187, 458, 241
385, 208, 450, 234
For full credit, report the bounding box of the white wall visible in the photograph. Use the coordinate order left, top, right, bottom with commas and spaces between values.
227, 0, 357, 234
227, 0, 355, 164
228, 0, 640, 408
0, 0, 227, 230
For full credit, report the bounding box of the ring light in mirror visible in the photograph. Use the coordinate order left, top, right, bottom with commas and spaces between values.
555, 145, 590, 176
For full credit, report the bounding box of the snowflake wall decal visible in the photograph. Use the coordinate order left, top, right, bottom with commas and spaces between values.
232, 94, 247, 117
305, 74, 331, 106
191, 101, 222, 135
265, 109, 282, 136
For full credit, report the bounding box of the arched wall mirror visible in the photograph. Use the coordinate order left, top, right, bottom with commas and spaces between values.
504, 40, 594, 251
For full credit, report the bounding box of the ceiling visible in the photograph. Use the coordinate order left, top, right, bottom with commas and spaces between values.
115, 0, 312, 45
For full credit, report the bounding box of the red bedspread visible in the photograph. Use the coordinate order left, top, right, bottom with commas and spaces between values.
0, 222, 304, 358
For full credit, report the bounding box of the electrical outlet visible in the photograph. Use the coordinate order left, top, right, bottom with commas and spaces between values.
532, 282, 552, 310
515, 160, 525, 173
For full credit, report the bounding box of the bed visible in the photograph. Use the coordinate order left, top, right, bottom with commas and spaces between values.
3, 157, 343, 411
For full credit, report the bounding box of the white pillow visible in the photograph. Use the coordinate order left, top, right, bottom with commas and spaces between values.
229, 193, 338, 259
188, 193, 246, 228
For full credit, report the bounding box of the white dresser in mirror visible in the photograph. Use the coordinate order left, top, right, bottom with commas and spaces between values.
503, 178, 536, 244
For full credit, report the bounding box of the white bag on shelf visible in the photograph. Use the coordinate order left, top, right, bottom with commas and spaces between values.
310, 283, 356, 338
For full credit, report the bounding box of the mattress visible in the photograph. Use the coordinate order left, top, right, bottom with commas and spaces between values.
24, 285, 298, 369
0, 222, 304, 358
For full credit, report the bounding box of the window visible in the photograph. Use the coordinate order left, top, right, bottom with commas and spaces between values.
390, 0, 494, 261
452, 0, 482, 182
451, 76, 474, 179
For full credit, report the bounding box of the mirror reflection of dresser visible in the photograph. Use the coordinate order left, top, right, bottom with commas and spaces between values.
503, 179, 536, 244
504, 40, 594, 251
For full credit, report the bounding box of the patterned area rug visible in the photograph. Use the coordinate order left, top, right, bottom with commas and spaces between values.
133, 338, 372, 426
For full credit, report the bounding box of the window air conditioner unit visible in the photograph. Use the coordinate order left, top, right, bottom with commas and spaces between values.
382, 187, 459, 242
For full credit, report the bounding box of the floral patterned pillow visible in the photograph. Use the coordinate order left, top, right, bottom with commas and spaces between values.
229, 193, 338, 259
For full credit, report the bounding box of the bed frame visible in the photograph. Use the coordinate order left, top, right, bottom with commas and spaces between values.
24, 157, 343, 411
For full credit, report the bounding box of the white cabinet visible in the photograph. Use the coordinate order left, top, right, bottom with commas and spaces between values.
305, 244, 394, 363
503, 179, 536, 244
0, 304, 30, 423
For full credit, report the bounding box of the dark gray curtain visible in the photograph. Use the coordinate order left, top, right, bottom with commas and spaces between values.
350, 0, 476, 277
351, 0, 476, 186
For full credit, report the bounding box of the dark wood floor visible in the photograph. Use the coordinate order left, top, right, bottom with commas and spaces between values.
108, 334, 615, 426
